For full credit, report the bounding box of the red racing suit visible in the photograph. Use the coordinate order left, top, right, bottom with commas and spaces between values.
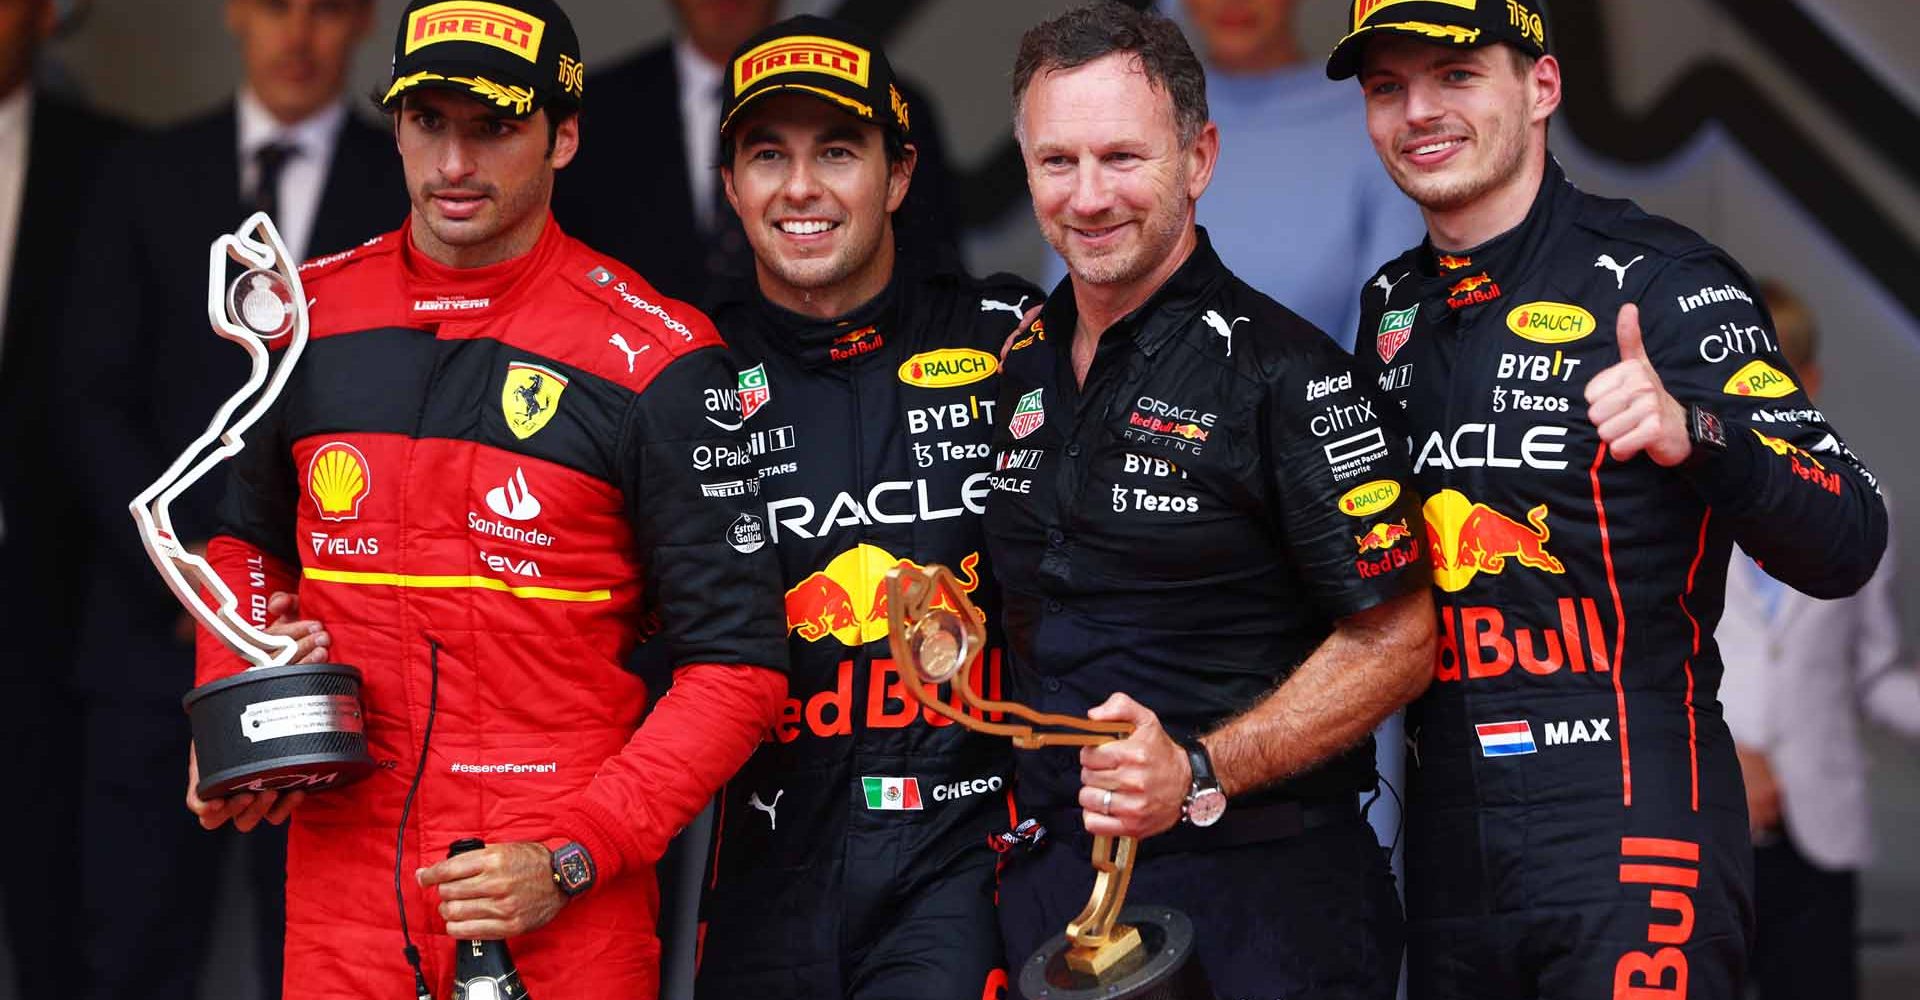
194, 218, 789, 998
1351, 159, 1888, 999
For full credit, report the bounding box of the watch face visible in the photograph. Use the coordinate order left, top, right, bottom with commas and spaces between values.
555, 847, 592, 892
1188, 789, 1227, 827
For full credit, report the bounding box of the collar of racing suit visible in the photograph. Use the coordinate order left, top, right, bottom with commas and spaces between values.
1033, 224, 1231, 360
751, 268, 902, 370
1414, 155, 1577, 322
397, 211, 568, 322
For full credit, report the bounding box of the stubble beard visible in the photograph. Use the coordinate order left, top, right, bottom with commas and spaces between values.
1048, 167, 1192, 288
1390, 114, 1527, 216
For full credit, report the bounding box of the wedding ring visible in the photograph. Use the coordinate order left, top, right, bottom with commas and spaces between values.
1101, 788, 1114, 814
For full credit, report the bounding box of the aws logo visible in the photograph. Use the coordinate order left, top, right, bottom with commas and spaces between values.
308, 442, 371, 522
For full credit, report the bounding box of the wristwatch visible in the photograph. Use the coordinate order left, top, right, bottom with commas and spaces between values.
1683, 403, 1727, 467
1177, 736, 1227, 828
547, 841, 596, 897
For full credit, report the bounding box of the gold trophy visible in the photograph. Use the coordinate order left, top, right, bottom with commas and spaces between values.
130, 213, 373, 800
885, 565, 1210, 999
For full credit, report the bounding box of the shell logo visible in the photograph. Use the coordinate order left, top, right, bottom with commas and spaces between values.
308, 442, 372, 522
1339, 479, 1401, 518
1506, 301, 1596, 344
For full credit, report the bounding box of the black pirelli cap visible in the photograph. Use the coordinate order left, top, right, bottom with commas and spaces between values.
1327, 0, 1551, 80
380, 0, 585, 118
719, 15, 910, 139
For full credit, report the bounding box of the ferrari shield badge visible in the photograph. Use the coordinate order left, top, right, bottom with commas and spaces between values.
502, 361, 569, 440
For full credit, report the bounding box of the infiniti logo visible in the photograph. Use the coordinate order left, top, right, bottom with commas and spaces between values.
485, 468, 542, 521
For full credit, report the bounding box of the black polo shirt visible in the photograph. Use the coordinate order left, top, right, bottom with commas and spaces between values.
983, 230, 1429, 815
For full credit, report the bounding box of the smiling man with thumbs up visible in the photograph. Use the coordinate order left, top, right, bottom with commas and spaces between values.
1327, 2, 1889, 997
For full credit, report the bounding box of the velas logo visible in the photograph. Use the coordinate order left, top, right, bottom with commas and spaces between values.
1506, 301, 1596, 344
1340, 479, 1401, 518
1423, 488, 1565, 593
308, 442, 372, 522
898, 348, 997, 389
1353, 0, 1476, 29
501, 362, 568, 440
1377, 304, 1416, 363
405, 1, 546, 63
785, 546, 982, 647
1723, 359, 1798, 398
733, 35, 871, 95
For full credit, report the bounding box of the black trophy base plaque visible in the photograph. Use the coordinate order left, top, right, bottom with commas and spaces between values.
1019, 906, 1211, 1000
183, 662, 374, 799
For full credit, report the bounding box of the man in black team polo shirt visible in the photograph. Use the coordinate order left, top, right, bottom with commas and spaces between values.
985, 4, 1436, 996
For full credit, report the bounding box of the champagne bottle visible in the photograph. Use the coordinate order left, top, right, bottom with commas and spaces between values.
447, 838, 530, 1000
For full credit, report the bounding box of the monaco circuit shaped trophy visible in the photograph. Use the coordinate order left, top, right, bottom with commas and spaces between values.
130, 212, 373, 801
885, 566, 1211, 1000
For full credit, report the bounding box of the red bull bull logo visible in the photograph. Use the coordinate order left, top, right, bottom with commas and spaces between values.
830, 325, 884, 361
1424, 489, 1565, 593
1355, 519, 1413, 553
1437, 253, 1473, 271
1752, 429, 1840, 495
785, 545, 982, 647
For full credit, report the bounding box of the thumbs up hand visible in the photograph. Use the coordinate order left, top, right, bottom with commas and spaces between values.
1584, 303, 1693, 466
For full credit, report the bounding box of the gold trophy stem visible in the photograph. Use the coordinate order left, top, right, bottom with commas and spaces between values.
884, 565, 1146, 973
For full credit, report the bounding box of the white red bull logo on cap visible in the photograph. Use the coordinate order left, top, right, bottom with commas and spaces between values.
734, 35, 870, 95
406, 1, 545, 62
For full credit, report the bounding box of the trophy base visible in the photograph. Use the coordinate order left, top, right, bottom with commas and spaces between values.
1019, 906, 1211, 1000
183, 662, 374, 800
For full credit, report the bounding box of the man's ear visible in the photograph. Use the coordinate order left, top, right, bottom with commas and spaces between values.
550, 112, 581, 170
885, 143, 919, 215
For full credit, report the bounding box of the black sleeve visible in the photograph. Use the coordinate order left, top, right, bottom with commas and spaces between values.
1265, 340, 1430, 617
210, 384, 301, 567
622, 346, 790, 672
1641, 254, 1887, 598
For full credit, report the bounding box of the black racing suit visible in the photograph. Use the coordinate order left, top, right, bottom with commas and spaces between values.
1350, 158, 1888, 999
693, 266, 1041, 1000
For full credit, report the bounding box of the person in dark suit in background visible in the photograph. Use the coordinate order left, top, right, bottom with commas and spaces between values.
0, 2, 128, 997
53, 2, 405, 997
554, 0, 962, 308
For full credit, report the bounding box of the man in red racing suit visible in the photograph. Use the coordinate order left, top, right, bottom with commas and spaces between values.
190, 2, 789, 996
1331, 5, 1889, 996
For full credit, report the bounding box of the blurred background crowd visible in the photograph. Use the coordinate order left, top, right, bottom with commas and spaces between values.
1, 0, 1915, 998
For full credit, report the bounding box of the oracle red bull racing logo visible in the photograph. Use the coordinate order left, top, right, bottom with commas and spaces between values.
1423, 489, 1565, 593
785, 545, 982, 647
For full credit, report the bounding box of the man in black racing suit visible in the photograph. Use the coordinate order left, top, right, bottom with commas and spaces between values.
690, 16, 1040, 999
1329, 4, 1890, 997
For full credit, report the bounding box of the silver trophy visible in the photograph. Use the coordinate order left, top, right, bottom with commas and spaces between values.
130, 213, 372, 800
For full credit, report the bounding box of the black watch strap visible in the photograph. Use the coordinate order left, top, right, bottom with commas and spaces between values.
1684, 403, 1727, 468
1178, 735, 1217, 789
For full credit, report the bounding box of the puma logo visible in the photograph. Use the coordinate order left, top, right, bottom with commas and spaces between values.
980, 295, 1031, 322
1201, 310, 1250, 357
1373, 271, 1409, 305
749, 789, 783, 831
1594, 253, 1645, 290
608, 332, 650, 373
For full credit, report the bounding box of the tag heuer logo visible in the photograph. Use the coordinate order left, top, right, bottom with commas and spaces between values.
1007, 388, 1046, 440
1377, 305, 1416, 363
737, 363, 771, 421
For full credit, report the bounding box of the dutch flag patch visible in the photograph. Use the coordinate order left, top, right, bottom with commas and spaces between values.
1475, 720, 1538, 757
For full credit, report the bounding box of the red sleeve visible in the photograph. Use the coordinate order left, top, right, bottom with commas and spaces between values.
554, 662, 785, 884
193, 534, 299, 685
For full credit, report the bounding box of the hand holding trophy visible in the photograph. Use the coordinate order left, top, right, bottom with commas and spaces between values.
130, 213, 373, 802
885, 566, 1211, 1000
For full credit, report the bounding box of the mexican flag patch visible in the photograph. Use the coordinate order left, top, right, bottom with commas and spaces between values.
861, 776, 923, 811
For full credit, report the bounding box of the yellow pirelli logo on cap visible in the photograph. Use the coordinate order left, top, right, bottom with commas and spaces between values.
406, 1, 546, 63
1353, 0, 1476, 30
733, 35, 870, 95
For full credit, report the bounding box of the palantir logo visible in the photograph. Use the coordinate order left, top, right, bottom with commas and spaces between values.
486, 467, 542, 521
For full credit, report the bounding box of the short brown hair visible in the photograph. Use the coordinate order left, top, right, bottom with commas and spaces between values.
1011, 1, 1208, 147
